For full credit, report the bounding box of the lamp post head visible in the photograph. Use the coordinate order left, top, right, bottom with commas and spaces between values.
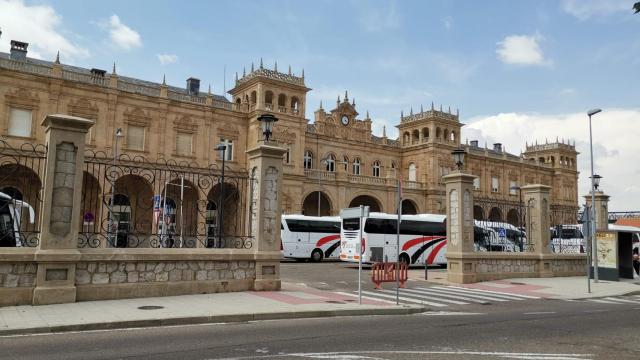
257, 113, 279, 142
590, 174, 602, 190
451, 148, 466, 171
587, 108, 602, 117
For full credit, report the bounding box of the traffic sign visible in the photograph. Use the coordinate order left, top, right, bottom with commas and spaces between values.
498, 227, 507, 238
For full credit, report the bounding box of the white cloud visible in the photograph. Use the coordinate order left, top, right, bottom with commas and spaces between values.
103, 15, 142, 50
559, 88, 577, 96
562, 0, 629, 20
357, 1, 400, 32
157, 54, 178, 65
496, 34, 549, 66
0, 0, 89, 61
442, 16, 453, 30
462, 109, 640, 211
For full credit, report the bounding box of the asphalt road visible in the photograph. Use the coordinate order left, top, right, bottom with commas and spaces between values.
1, 298, 639, 360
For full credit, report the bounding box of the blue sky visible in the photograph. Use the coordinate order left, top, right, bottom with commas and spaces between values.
1, 0, 639, 210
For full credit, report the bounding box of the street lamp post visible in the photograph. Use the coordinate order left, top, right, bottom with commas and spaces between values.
587, 108, 602, 282
452, 147, 466, 172
215, 144, 227, 248
107, 128, 123, 246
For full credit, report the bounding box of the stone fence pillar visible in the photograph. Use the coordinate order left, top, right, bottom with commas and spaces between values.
247, 141, 286, 291
522, 185, 551, 256
33, 114, 93, 305
584, 191, 610, 231
443, 172, 476, 283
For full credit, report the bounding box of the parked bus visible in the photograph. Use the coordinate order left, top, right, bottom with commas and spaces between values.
281, 215, 341, 262
549, 224, 585, 253
0, 192, 35, 247
339, 212, 447, 265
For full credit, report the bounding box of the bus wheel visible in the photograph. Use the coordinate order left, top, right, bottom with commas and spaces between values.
399, 253, 410, 266
311, 249, 323, 262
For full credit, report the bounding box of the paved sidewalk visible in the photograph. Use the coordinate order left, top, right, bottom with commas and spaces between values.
411, 269, 640, 300
0, 283, 422, 336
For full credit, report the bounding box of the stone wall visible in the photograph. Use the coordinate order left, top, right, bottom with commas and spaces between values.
475, 258, 539, 275
0, 263, 37, 288
75, 260, 256, 286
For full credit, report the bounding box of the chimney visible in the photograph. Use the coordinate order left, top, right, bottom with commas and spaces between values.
470, 140, 479, 147
186, 77, 200, 95
493, 143, 502, 152
10, 40, 28, 61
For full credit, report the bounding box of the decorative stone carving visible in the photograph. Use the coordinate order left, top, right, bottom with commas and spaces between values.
449, 189, 459, 247
262, 166, 278, 246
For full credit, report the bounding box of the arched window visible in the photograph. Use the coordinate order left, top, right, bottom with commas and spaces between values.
235, 98, 241, 105
412, 129, 419, 144
265, 91, 274, 105
444, 129, 449, 142
291, 97, 299, 110
278, 93, 286, 107
250, 91, 257, 104
353, 158, 361, 175
325, 154, 335, 172
450, 130, 456, 142
408, 163, 416, 182
403, 132, 410, 145
343, 156, 349, 172
436, 127, 441, 139
304, 151, 313, 169
372, 161, 381, 177
422, 128, 429, 141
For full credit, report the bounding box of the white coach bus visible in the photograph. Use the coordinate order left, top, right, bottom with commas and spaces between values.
0, 192, 35, 247
339, 212, 447, 265
281, 215, 341, 262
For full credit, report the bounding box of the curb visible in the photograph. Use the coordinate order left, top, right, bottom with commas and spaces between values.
553, 288, 640, 301
0, 306, 426, 337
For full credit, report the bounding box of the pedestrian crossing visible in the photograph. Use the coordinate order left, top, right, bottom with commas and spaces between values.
339, 285, 539, 307
583, 295, 640, 305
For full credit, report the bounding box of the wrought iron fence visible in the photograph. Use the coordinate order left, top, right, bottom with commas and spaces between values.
0, 138, 47, 247
550, 206, 583, 254
473, 197, 532, 252
78, 150, 255, 249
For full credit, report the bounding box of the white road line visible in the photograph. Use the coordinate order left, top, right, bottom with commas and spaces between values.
428, 286, 518, 301
378, 289, 460, 306
403, 287, 491, 304
603, 297, 640, 304
442, 285, 541, 299
523, 311, 557, 315
433, 285, 533, 301
586, 299, 618, 304
391, 288, 470, 305
218, 350, 593, 360
334, 291, 397, 305
360, 290, 448, 307
584, 309, 609, 313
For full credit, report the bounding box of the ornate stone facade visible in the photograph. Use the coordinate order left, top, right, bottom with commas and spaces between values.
0, 42, 579, 222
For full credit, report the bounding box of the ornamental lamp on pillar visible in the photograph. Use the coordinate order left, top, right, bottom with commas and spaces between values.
451, 147, 466, 171
257, 113, 278, 142
590, 174, 602, 191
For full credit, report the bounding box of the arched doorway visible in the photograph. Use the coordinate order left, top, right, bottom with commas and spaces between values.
488, 207, 503, 222
0, 164, 43, 247
111, 174, 154, 247
207, 182, 240, 248
401, 199, 418, 215
473, 205, 485, 220
507, 209, 520, 227
302, 191, 331, 216
349, 195, 381, 212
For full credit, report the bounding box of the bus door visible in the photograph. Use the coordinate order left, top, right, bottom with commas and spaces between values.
286, 219, 310, 256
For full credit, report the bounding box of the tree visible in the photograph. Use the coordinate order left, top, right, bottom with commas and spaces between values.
635, 2, 640, 14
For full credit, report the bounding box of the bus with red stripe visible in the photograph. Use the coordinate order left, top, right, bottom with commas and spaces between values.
339, 212, 448, 265
281, 215, 341, 262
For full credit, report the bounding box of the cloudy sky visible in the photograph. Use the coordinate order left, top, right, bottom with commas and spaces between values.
0, 0, 638, 210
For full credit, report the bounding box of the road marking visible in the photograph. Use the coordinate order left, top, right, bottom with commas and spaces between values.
334, 291, 397, 305
586, 299, 618, 304
418, 311, 487, 316
335, 281, 349, 285
523, 311, 556, 315
217, 350, 593, 360
428, 286, 517, 301
403, 287, 490, 304
391, 288, 469, 305
360, 290, 448, 307
584, 309, 609, 313
443, 285, 541, 299
602, 297, 640, 304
